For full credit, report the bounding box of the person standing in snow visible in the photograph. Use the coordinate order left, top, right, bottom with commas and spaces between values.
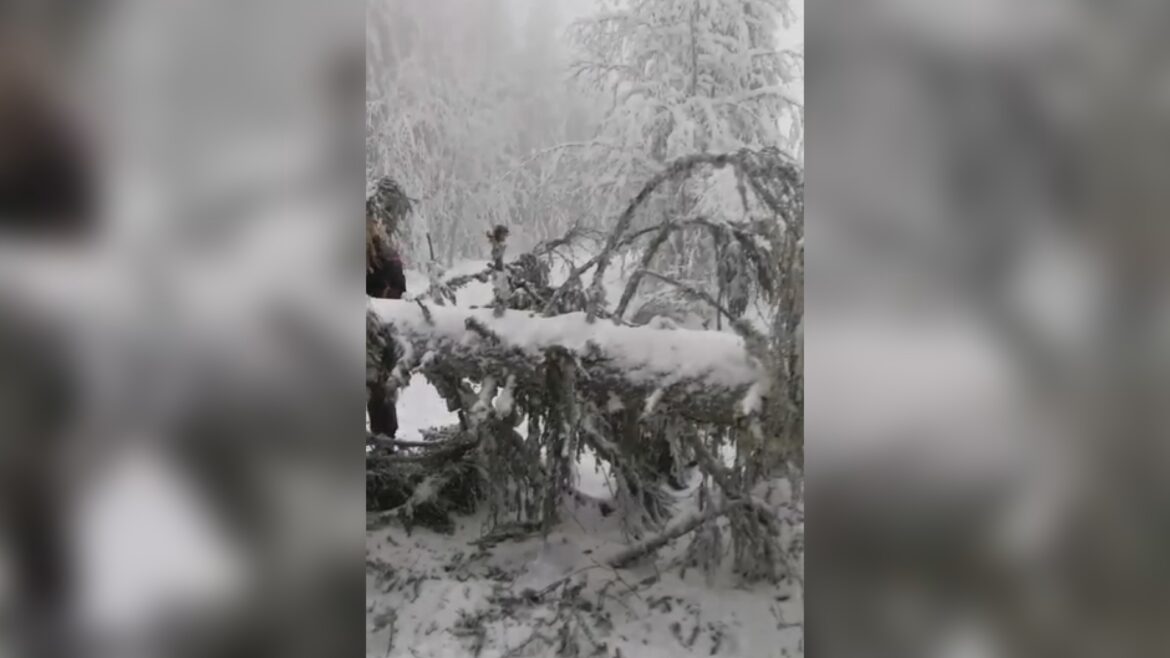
366, 182, 408, 438
365, 213, 406, 299
0, 29, 100, 657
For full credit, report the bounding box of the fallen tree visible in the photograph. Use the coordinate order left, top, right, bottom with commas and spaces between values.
369, 299, 762, 426
367, 297, 791, 580
367, 148, 802, 583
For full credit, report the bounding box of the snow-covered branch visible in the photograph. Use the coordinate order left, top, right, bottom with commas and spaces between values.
370, 299, 763, 426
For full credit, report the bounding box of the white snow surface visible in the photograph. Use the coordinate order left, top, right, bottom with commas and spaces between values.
367, 471, 802, 658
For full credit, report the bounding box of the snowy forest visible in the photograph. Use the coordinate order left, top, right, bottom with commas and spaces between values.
365, 0, 804, 655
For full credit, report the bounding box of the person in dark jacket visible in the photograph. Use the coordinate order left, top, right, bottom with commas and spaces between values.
366, 201, 406, 438
0, 33, 98, 658
0, 40, 96, 239
366, 247, 406, 299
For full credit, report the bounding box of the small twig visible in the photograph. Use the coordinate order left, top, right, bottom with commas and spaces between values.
607, 499, 750, 569
470, 520, 543, 549
465, 317, 504, 345
382, 609, 398, 658
635, 270, 739, 325
614, 219, 679, 320
415, 299, 435, 325
586, 554, 646, 606
502, 631, 556, 658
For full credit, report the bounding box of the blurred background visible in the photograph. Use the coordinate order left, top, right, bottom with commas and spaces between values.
807, 0, 1170, 656
3, 0, 1169, 656
0, 1, 365, 657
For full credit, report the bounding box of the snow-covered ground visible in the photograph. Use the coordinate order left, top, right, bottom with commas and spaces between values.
367, 261, 803, 657
366, 489, 802, 658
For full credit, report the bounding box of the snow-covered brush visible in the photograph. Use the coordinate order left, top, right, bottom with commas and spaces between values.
367, 296, 797, 581
414, 225, 595, 313
366, 148, 802, 583
541, 148, 801, 325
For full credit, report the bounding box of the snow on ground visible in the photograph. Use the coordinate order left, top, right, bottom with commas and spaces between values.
367, 512, 802, 658
395, 375, 460, 443
370, 260, 801, 657
367, 416, 803, 657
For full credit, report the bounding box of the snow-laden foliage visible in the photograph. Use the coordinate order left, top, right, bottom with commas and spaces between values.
366, 0, 597, 262
556, 0, 804, 325
366, 0, 801, 272
367, 147, 802, 587
570, 0, 801, 194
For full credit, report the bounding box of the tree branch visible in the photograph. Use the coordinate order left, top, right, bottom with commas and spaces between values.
607, 499, 749, 568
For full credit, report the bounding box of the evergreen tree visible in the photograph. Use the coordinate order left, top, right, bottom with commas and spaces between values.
563, 0, 802, 322
570, 0, 801, 217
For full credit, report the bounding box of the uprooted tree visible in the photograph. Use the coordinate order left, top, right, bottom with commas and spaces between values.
367, 147, 802, 583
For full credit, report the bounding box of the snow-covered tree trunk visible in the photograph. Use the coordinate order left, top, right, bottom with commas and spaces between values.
371, 300, 763, 426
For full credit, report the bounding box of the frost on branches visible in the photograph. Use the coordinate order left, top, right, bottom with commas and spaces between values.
366, 148, 802, 585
